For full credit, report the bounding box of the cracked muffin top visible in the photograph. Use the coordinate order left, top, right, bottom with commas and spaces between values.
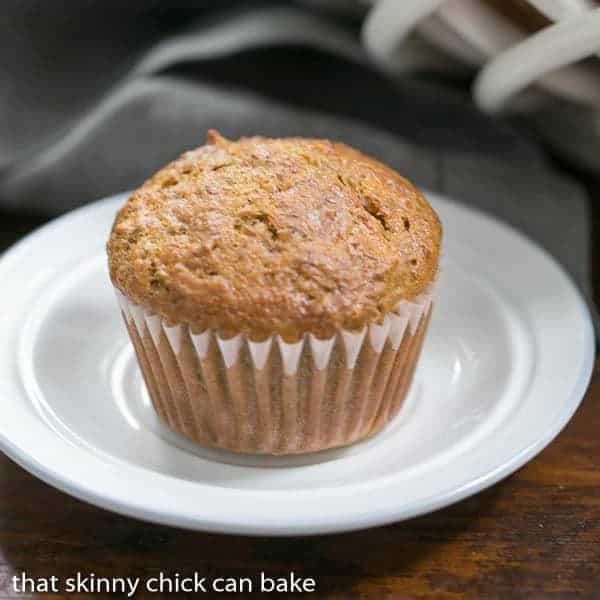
107, 131, 441, 341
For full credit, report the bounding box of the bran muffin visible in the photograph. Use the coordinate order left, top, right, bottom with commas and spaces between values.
108, 131, 441, 454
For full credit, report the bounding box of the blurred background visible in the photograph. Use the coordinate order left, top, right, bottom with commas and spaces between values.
1, 0, 599, 320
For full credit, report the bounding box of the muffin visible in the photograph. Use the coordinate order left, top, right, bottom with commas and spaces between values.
107, 131, 441, 455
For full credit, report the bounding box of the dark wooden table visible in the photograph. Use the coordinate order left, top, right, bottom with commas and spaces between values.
0, 187, 598, 599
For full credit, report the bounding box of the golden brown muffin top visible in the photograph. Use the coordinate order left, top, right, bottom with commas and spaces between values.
107, 131, 441, 341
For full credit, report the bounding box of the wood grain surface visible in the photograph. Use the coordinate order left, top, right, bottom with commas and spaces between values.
0, 187, 598, 599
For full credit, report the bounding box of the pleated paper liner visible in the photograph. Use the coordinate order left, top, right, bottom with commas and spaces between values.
115, 283, 435, 455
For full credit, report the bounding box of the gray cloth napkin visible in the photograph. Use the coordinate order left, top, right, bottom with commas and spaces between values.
0, 3, 595, 328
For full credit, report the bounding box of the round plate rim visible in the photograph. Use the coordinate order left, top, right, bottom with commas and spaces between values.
0, 191, 593, 536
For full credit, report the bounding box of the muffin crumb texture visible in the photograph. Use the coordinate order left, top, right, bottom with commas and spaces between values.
108, 131, 441, 340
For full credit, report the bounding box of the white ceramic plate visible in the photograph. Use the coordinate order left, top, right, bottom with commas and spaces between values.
0, 192, 593, 535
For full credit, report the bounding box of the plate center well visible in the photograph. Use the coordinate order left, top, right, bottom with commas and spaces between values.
20, 250, 527, 491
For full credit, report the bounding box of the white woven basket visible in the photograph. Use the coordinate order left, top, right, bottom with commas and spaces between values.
362, 0, 600, 113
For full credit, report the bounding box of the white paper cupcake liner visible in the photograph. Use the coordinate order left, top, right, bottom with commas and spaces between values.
115, 280, 436, 455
